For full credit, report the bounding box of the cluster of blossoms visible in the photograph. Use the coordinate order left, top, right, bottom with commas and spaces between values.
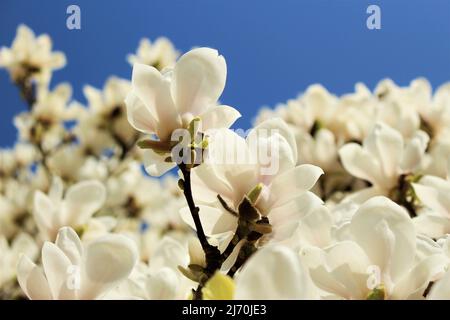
1, 25, 450, 300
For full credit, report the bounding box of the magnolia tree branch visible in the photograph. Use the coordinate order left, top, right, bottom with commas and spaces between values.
178, 162, 222, 300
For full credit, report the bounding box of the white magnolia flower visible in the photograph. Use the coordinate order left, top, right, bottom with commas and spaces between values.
181, 118, 324, 246
0, 24, 66, 84
234, 245, 317, 299
17, 227, 138, 300
302, 196, 446, 300
110, 236, 193, 300
126, 47, 241, 176
34, 177, 106, 240
374, 79, 422, 139
76, 77, 137, 156
413, 160, 450, 238
0, 233, 38, 289
339, 122, 429, 201
127, 37, 179, 70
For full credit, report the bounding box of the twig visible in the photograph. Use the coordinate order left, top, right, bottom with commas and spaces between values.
178, 162, 221, 300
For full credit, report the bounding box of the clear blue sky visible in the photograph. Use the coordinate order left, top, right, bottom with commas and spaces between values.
1, 0, 450, 147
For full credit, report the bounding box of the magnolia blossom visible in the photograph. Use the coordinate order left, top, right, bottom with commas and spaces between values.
302, 196, 446, 300
181, 118, 324, 248
75, 77, 138, 156
0, 233, 38, 290
126, 47, 241, 176
110, 236, 193, 300
0, 24, 65, 85
127, 37, 179, 70
412, 160, 450, 238
339, 122, 429, 202
34, 177, 106, 241
17, 227, 138, 300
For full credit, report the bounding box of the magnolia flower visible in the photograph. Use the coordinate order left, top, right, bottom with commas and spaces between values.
75, 77, 137, 156
34, 177, 106, 240
127, 37, 179, 70
109, 236, 193, 300
374, 79, 422, 139
302, 196, 446, 300
339, 122, 429, 202
126, 47, 241, 176
181, 118, 324, 248
412, 160, 450, 238
17, 227, 138, 300
0, 233, 38, 290
0, 24, 66, 85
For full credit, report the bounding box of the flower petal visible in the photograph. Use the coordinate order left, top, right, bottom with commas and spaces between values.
41, 242, 72, 299
64, 180, 106, 226
81, 234, 138, 299
349, 196, 416, 283
179, 205, 237, 236
200, 105, 241, 131
17, 255, 52, 300
55, 227, 83, 266
125, 90, 158, 134
131, 63, 180, 141
172, 48, 226, 115
235, 246, 315, 299
143, 149, 176, 177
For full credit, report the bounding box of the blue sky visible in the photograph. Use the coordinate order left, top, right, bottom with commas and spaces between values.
1, 0, 450, 147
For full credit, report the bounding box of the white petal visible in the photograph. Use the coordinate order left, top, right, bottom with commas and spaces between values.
179, 205, 237, 236
339, 143, 384, 187
143, 149, 176, 177
33, 191, 55, 238
349, 196, 415, 283
235, 246, 315, 299
17, 255, 52, 300
149, 236, 188, 271
131, 63, 180, 141
413, 178, 450, 216
428, 269, 450, 300
266, 164, 323, 208
364, 123, 403, 179
55, 227, 83, 266
172, 48, 226, 115
393, 254, 447, 300
200, 105, 241, 131
190, 163, 235, 204
268, 192, 323, 241
248, 118, 298, 164
64, 180, 106, 226
41, 242, 72, 299
81, 234, 138, 299
401, 131, 429, 172
125, 90, 158, 134
413, 214, 450, 238
146, 268, 179, 300
49, 176, 64, 203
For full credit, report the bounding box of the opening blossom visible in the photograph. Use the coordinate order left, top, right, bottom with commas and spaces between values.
125, 47, 241, 176
17, 227, 138, 300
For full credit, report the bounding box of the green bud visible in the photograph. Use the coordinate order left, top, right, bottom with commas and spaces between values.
137, 139, 171, 153
248, 183, 263, 204
188, 117, 201, 141
366, 285, 385, 300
